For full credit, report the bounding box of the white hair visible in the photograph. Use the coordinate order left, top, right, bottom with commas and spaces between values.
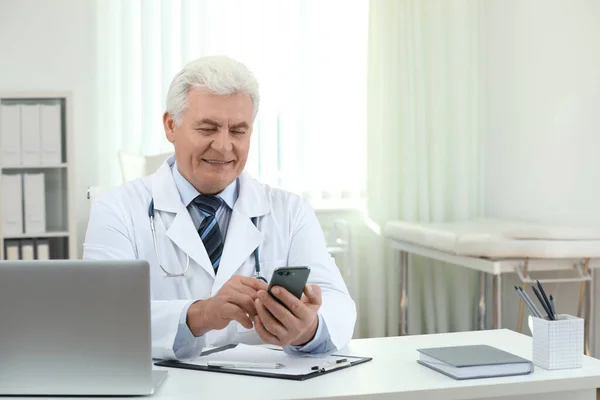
166, 55, 260, 126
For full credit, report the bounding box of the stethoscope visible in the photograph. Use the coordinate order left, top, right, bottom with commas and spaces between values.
148, 199, 266, 282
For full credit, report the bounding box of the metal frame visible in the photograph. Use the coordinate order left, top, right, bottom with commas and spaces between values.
390, 239, 600, 355
400, 251, 408, 335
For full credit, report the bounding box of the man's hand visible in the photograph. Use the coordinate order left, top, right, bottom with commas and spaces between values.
186, 275, 268, 337
253, 284, 322, 347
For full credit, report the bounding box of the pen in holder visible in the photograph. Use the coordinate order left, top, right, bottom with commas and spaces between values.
531, 314, 584, 370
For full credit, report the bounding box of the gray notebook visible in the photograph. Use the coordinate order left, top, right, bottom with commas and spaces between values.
417, 345, 533, 380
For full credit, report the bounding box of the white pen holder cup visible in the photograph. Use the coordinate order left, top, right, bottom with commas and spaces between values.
531, 314, 584, 370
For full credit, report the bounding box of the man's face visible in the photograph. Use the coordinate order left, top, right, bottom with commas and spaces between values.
164, 87, 253, 195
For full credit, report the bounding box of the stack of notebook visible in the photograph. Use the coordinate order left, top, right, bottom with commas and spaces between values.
417, 344, 533, 380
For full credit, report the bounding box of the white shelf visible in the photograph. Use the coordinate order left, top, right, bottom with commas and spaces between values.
2, 163, 67, 170
4, 231, 70, 240
0, 92, 76, 260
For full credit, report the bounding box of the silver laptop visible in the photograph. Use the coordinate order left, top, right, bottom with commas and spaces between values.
0, 260, 168, 396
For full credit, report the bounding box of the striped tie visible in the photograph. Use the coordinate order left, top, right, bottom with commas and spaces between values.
194, 195, 224, 273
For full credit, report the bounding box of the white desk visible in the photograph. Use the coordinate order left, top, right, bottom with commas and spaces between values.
6, 329, 600, 400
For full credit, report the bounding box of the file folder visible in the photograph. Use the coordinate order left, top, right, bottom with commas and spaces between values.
0, 104, 22, 166
155, 343, 372, 381
36, 239, 50, 260
1, 174, 23, 235
23, 173, 46, 234
20, 104, 42, 166
40, 104, 62, 165
4, 241, 20, 260
21, 240, 34, 260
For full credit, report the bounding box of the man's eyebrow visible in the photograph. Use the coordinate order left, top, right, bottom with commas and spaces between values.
230, 122, 250, 129
193, 118, 222, 128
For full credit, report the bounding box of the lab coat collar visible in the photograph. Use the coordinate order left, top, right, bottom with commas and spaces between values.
151, 155, 183, 214
235, 170, 270, 218
213, 170, 271, 288
152, 156, 213, 276
151, 155, 271, 283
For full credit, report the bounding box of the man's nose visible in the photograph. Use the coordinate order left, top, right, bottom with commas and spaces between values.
210, 129, 233, 153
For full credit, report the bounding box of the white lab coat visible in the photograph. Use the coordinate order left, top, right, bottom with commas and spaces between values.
83, 155, 356, 360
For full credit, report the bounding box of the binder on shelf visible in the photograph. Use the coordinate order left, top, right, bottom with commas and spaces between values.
40, 104, 62, 165
4, 241, 20, 260
23, 172, 46, 234
20, 104, 42, 166
36, 239, 50, 260
21, 240, 34, 260
1, 173, 24, 235
0, 104, 22, 166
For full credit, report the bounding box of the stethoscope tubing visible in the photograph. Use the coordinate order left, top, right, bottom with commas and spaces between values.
149, 199, 265, 281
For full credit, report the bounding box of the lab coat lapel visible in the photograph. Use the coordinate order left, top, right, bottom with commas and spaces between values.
214, 172, 270, 289
152, 157, 215, 279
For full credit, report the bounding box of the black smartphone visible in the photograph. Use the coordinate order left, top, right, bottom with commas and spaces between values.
267, 266, 311, 308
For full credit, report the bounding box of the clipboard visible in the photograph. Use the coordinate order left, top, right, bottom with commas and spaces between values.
154, 344, 373, 381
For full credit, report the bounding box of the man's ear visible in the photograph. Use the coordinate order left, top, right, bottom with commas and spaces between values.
163, 112, 176, 143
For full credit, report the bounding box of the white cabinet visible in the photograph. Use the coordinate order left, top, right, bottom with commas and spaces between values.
0, 92, 76, 260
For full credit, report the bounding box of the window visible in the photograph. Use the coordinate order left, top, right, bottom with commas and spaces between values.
96, 0, 368, 208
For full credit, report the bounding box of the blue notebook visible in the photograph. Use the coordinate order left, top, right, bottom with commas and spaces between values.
417, 344, 533, 380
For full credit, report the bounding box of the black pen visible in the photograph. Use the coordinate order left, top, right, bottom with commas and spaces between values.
532, 285, 554, 320
549, 294, 556, 317
536, 280, 555, 320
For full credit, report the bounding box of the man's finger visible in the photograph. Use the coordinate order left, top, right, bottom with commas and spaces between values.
229, 279, 261, 299
257, 289, 295, 325
225, 304, 254, 329
268, 287, 310, 320
238, 275, 269, 292
303, 284, 322, 306
226, 292, 258, 317
253, 315, 280, 346
255, 298, 287, 339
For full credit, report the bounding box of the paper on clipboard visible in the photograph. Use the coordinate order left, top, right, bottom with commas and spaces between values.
187, 344, 350, 376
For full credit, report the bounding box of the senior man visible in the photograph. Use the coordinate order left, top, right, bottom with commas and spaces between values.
84, 55, 356, 360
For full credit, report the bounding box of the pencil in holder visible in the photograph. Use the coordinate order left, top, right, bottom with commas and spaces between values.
531, 314, 583, 370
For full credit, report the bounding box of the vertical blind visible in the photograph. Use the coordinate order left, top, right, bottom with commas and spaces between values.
95, 0, 368, 207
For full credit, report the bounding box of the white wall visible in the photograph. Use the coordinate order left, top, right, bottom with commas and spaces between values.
483, 0, 600, 225
482, 0, 600, 354
0, 0, 97, 255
